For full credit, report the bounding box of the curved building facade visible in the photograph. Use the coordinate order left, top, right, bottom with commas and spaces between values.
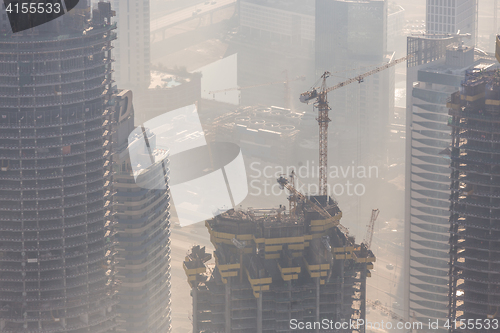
405, 43, 457, 328
112, 92, 171, 333
407, 77, 453, 328
0, 3, 118, 332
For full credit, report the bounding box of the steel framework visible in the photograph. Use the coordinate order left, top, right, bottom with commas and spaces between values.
0, 3, 118, 332
448, 69, 500, 332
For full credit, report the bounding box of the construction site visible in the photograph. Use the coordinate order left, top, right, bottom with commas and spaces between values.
179, 51, 417, 333
0, 2, 119, 332
184, 182, 375, 333
448, 61, 500, 332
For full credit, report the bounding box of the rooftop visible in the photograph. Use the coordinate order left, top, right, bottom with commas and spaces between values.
149, 71, 193, 90
419, 50, 498, 76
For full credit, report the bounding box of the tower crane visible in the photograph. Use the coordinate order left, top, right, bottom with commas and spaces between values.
208, 70, 305, 109
299, 55, 410, 195
362, 209, 379, 251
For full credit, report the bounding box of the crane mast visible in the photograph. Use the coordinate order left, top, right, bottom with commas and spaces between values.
317, 72, 331, 195
300, 55, 410, 194
362, 209, 380, 250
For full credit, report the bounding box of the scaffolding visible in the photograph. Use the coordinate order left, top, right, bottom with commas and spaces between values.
0, 2, 118, 332
448, 68, 500, 333
184, 197, 375, 333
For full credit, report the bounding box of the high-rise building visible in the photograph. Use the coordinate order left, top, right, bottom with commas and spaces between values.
315, 0, 394, 166
111, 90, 172, 332
239, 0, 315, 49
426, 0, 477, 46
184, 195, 375, 333
387, 2, 406, 56
236, 0, 315, 110
448, 67, 500, 332
404, 36, 498, 330
237, 0, 401, 112
316, 0, 387, 74
0, 2, 118, 332
112, 0, 151, 91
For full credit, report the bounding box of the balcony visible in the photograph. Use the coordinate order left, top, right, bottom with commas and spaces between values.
0, 48, 111, 64
0, 59, 111, 78
0, 108, 108, 129
451, 153, 500, 167
451, 197, 500, 210
451, 206, 500, 222
457, 131, 500, 144
0, 31, 116, 55
0, 90, 105, 108
0, 175, 105, 195
0, 145, 102, 161
450, 118, 500, 134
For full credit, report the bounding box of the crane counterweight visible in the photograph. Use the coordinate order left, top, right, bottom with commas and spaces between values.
299, 89, 317, 103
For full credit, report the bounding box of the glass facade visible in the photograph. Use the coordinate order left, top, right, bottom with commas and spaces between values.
426, 0, 477, 46
408, 86, 452, 329
315, 0, 386, 73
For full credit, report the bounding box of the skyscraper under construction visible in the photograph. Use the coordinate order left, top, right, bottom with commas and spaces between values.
448, 64, 500, 331
112, 90, 172, 332
0, 2, 118, 331
184, 178, 375, 333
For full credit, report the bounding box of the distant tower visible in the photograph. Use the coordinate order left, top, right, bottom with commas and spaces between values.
315, 0, 387, 74
0, 1, 118, 331
112, 91, 172, 332
448, 68, 500, 332
112, 0, 151, 91
404, 35, 498, 331
426, 0, 477, 46
315, 0, 394, 169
